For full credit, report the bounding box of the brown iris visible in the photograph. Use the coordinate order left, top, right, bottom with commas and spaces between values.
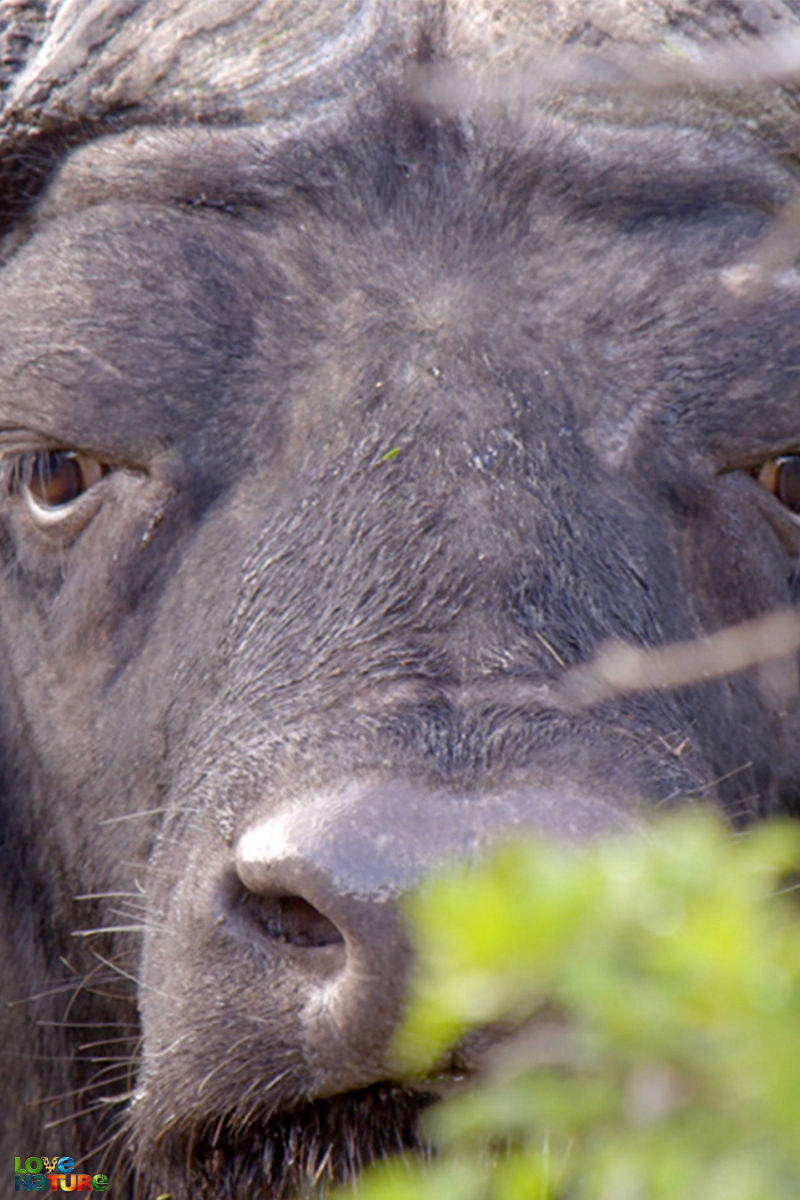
25, 450, 107, 508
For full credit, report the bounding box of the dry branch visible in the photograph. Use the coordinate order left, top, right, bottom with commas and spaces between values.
558, 608, 800, 710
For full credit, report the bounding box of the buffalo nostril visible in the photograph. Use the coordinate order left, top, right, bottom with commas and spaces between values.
238, 890, 344, 948
233, 816, 358, 955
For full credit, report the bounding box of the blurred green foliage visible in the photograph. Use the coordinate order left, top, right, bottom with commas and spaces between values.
342, 814, 800, 1200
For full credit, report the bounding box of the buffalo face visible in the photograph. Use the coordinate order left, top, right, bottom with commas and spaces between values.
2, 5, 800, 1197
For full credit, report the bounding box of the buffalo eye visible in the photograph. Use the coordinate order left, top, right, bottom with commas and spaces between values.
756, 455, 800, 515
25, 450, 107, 508
2, 448, 110, 525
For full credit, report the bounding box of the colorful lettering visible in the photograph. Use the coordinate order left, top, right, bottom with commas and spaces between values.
13, 1176, 47, 1192
13, 1163, 107, 1193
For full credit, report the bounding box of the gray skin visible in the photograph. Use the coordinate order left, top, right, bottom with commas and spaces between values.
3, 0, 800, 1196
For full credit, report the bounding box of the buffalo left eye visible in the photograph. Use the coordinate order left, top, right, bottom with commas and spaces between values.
756, 455, 800, 515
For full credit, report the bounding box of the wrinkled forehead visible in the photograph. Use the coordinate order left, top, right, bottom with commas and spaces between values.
16, 103, 793, 228
2, 99, 799, 460
3, 102, 794, 347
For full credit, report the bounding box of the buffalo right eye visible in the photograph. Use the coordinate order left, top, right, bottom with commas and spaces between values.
2, 447, 111, 526
23, 450, 108, 509
756, 455, 800, 515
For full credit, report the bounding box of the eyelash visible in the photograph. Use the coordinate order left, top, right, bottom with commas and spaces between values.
2, 449, 109, 516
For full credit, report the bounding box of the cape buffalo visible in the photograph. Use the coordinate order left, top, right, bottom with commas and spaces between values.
2, 1, 800, 1196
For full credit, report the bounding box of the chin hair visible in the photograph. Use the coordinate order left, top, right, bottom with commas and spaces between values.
125, 1082, 436, 1200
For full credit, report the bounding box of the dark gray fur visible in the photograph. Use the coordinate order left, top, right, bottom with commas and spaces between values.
2, 2, 800, 1196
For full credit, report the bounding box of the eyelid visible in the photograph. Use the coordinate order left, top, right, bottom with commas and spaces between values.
1, 438, 114, 536
0, 429, 55, 454
0, 429, 140, 474
23, 484, 84, 525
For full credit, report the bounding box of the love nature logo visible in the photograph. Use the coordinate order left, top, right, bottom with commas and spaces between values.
13, 1156, 109, 1192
